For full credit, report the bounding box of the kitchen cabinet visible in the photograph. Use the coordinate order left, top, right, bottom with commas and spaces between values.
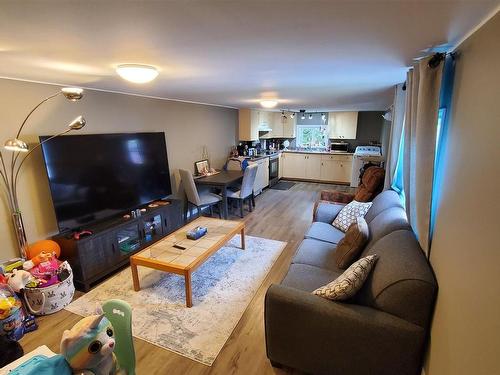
328, 111, 358, 139
305, 154, 322, 180
261, 111, 296, 139
278, 152, 283, 179
282, 152, 352, 183
320, 154, 352, 183
253, 157, 269, 195
281, 152, 305, 179
239, 109, 260, 141
239, 109, 274, 141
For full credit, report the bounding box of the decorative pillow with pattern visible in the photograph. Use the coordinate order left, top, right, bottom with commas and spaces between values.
332, 200, 373, 232
312, 255, 378, 301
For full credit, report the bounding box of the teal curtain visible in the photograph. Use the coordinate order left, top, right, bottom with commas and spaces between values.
391, 122, 406, 207
430, 55, 456, 244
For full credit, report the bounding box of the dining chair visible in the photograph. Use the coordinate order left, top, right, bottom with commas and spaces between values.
226, 163, 258, 217
180, 169, 222, 220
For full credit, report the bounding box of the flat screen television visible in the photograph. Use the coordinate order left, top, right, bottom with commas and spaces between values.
40, 132, 172, 232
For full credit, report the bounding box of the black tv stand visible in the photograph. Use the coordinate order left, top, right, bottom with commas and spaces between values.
53, 198, 182, 291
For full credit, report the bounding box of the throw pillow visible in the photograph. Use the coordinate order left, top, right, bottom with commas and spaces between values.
335, 217, 370, 269
312, 255, 378, 301
332, 200, 372, 232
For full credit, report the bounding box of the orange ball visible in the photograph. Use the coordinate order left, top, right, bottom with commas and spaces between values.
27, 240, 61, 260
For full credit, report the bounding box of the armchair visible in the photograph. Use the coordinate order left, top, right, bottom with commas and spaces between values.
313, 166, 384, 221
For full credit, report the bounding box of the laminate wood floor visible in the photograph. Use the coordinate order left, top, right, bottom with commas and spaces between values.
19, 181, 352, 375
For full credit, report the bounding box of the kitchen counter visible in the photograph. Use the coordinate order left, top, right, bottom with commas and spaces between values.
282, 150, 354, 155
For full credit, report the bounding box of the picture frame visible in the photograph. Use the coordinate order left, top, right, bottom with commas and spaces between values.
194, 159, 210, 175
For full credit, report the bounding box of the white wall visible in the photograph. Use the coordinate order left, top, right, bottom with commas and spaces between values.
0, 78, 237, 260
425, 12, 500, 375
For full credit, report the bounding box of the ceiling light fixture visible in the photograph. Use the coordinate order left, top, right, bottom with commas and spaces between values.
116, 64, 159, 83
308, 113, 313, 120
260, 99, 278, 108
299, 110, 306, 120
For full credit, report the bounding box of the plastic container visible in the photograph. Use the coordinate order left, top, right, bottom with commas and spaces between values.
0, 284, 25, 340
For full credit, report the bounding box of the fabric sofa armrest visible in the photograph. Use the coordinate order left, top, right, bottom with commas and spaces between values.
312, 200, 345, 223
265, 284, 426, 375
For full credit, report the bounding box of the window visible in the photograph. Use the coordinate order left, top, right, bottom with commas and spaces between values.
296, 125, 328, 148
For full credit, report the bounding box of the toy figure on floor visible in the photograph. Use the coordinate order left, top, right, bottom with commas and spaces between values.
60, 312, 119, 375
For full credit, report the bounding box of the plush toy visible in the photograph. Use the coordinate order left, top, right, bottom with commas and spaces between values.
60, 312, 118, 375
27, 239, 61, 260
23, 251, 55, 271
6, 269, 34, 293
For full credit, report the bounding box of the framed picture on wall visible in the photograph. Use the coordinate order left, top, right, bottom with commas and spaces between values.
194, 159, 210, 175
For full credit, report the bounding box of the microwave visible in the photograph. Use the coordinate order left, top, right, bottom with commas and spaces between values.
330, 142, 350, 153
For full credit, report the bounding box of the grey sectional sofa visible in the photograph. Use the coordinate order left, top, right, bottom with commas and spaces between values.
265, 190, 437, 375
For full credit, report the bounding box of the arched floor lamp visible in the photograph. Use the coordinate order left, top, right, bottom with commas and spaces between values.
0, 87, 86, 258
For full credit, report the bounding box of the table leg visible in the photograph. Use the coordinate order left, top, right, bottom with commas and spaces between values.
185, 271, 193, 308
131, 262, 140, 291
241, 227, 246, 250
222, 186, 228, 219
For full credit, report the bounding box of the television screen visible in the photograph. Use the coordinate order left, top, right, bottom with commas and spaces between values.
40, 132, 172, 232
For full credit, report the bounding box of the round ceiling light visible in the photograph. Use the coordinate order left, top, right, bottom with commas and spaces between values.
260, 99, 278, 108
116, 64, 159, 83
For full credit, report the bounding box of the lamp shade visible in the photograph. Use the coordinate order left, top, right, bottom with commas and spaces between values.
61, 87, 84, 101
68, 115, 86, 130
116, 64, 159, 83
4, 138, 29, 152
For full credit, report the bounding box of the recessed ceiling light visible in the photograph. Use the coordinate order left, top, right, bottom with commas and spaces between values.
116, 64, 159, 83
260, 100, 278, 108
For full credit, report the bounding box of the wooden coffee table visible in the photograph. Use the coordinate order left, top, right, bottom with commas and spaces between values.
130, 217, 245, 307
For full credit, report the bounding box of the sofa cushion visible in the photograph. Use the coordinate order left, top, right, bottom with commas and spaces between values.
364, 190, 404, 223
281, 264, 342, 292
305, 222, 345, 244
292, 239, 339, 271
353, 230, 437, 327
332, 200, 372, 232
313, 255, 378, 301
335, 217, 369, 269
364, 206, 410, 250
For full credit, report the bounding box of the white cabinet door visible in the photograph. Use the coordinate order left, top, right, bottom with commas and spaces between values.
328, 112, 358, 139
338, 160, 352, 183
282, 153, 306, 178
320, 160, 340, 181
320, 154, 353, 182
283, 113, 296, 138
238, 109, 259, 141
278, 153, 283, 179
263, 157, 270, 187
305, 154, 322, 180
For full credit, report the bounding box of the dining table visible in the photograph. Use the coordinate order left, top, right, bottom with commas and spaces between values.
194, 170, 244, 219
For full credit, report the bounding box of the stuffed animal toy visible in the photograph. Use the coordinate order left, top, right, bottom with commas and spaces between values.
60, 313, 118, 375
23, 250, 56, 271
6, 269, 33, 293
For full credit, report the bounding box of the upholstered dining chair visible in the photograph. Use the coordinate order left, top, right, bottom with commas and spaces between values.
180, 169, 223, 220
226, 163, 258, 217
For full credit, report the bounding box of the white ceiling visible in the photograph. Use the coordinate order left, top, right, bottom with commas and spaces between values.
0, 1, 498, 111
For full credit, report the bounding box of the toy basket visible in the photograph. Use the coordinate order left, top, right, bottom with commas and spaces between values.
23, 267, 75, 316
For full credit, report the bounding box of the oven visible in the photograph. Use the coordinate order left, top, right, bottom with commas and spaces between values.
268, 154, 279, 187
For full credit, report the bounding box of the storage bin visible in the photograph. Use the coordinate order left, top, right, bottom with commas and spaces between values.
23, 267, 75, 315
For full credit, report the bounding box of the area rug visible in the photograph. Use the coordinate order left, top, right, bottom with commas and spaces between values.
65, 235, 286, 366
270, 180, 296, 190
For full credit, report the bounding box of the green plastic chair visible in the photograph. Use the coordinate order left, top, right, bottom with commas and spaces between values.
102, 299, 135, 375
